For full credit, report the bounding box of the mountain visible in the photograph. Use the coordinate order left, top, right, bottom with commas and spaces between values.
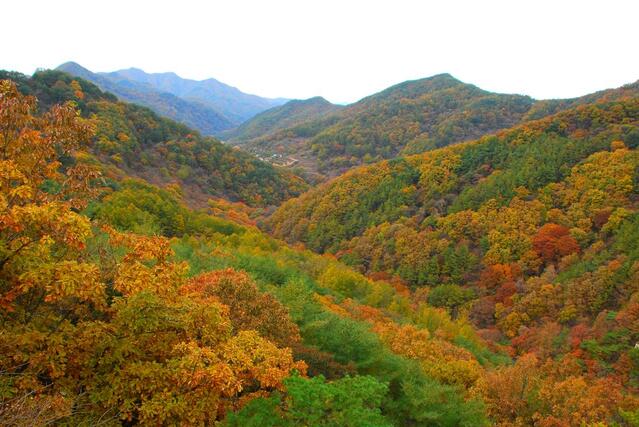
222, 96, 342, 142
230, 73, 639, 179
2, 69, 306, 206
56, 62, 288, 134
0, 71, 502, 427
103, 67, 288, 124
266, 94, 639, 423
228, 74, 534, 176
56, 62, 234, 134
3, 71, 639, 425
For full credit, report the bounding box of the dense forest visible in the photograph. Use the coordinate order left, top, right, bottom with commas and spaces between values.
0, 70, 307, 207
231, 74, 639, 178
2, 65, 639, 427
223, 96, 341, 144
1, 79, 503, 426
57, 62, 289, 133
268, 95, 639, 424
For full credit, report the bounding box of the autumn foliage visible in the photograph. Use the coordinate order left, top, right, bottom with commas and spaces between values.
267, 89, 639, 425
3, 71, 639, 426
532, 223, 580, 262
0, 81, 305, 425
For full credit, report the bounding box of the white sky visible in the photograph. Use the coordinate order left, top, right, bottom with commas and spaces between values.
2, 0, 638, 104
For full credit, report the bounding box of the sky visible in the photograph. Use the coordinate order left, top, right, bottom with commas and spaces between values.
2, 0, 638, 104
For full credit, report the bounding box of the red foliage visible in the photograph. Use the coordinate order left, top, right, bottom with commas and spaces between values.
593, 208, 613, 230
511, 322, 562, 359
568, 324, 590, 350
495, 281, 517, 306
532, 223, 580, 262
477, 263, 521, 291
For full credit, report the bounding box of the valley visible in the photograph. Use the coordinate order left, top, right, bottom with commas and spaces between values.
1, 65, 639, 426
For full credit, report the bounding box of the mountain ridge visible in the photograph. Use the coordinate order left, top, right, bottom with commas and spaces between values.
3, 68, 307, 206
230, 73, 639, 178
101, 66, 288, 123
3, 65, 639, 426
56, 61, 288, 134
222, 96, 342, 143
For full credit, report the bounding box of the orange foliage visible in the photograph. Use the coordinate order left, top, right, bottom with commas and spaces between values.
532, 223, 580, 262
184, 268, 302, 349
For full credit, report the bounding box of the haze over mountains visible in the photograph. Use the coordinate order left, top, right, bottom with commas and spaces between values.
1, 68, 305, 207
57, 61, 288, 134
55, 63, 639, 183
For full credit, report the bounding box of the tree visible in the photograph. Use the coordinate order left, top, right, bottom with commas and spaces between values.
532, 223, 580, 263
0, 79, 100, 311
183, 268, 302, 348
224, 375, 392, 427
483, 353, 540, 425
427, 284, 475, 317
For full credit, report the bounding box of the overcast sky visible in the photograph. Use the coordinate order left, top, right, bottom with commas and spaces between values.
2, 0, 638, 104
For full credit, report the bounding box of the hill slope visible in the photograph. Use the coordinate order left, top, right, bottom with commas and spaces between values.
106, 67, 287, 124
56, 62, 288, 134
232, 74, 639, 178
2, 73, 639, 426
222, 96, 342, 142
266, 97, 639, 423
2, 69, 306, 206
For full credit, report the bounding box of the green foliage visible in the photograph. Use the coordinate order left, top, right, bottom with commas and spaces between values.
427, 284, 475, 314
6, 69, 308, 206
225, 375, 391, 427
390, 374, 489, 427
449, 133, 610, 212
228, 74, 639, 178
87, 179, 242, 237
581, 328, 634, 363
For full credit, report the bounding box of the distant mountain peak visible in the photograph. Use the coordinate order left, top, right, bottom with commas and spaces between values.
54, 62, 289, 132
287, 96, 331, 106
426, 72, 455, 80
307, 96, 330, 102
398, 72, 464, 89
56, 61, 94, 78
57, 60, 87, 70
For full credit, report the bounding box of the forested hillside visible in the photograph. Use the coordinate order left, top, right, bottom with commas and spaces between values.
57, 62, 288, 134
0, 78, 502, 426
268, 95, 639, 424
232, 74, 639, 178
3, 73, 639, 425
4, 62, 639, 427
223, 96, 341, 143
0, 69, 306, 207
